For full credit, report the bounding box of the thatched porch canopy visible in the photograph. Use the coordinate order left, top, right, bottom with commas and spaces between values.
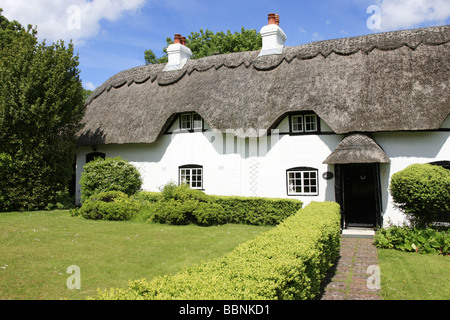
323, 133, 390, 164
78, 26, 450, 146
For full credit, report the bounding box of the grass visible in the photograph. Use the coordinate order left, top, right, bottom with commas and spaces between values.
0, 210, 272, 300
378, 248, 450, 300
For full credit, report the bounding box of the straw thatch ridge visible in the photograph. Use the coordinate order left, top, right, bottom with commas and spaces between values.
79, 25, 450, 146
323, 133, 390, 164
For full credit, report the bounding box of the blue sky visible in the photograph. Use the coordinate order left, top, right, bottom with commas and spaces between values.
2, 0, 450, 91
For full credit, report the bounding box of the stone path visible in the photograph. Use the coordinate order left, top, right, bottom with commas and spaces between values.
317, 236, 382, 300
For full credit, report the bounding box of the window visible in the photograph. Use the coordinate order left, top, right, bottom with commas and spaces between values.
290, 113, 318, 133
192, 113, 203, 130
179, 165, 203, 189
286, 167, 319, 196
291, 115, 303, 132
181, 114, 192, 130
86, 152, 105, 163
304, 114, 317, 132
180, 112, 203, 131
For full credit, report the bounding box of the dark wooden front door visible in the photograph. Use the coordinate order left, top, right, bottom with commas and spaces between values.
335, 164, 381, 228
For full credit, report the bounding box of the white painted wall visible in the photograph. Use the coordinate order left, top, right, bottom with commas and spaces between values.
76, 131, 342, 205
76, 115, 449, 228
374, 131, 449, 226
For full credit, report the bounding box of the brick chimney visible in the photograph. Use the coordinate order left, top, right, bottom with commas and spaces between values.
259, 13, 286, 56
164, 34, 192, 71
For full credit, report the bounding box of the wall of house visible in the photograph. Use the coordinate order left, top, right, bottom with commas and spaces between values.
76, 119, 449, 228
76, 131, 342, 205
374, 131, 449, 226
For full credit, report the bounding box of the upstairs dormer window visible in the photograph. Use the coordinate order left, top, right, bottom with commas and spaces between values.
180, 112, 203, 131
290, 113, 319, 134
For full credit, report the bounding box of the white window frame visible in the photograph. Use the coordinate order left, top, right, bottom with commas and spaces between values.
180, 113, 192, 130
180, 112, 203, 131
192, 113, 203, 130
179, 165, 203, 190
304, 114, 318, 132
291, 115, 304, 133
290, 114, 318, 133
286, 168, 319, 196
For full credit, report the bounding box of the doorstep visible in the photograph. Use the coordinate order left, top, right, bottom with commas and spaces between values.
341, 228, 375, 238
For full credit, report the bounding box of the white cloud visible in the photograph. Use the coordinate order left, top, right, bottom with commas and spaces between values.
1, 0, 146, 44
84, 81, 97, 91
378, 0, 450, 30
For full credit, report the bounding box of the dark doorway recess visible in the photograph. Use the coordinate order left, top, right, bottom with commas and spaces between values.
335, 163, 382, 228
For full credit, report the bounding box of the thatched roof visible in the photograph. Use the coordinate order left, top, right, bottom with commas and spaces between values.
79, 25, 450, 146
323, 133, 390, 164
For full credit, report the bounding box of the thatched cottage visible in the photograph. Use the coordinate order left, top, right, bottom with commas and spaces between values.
77, 14, 450, 228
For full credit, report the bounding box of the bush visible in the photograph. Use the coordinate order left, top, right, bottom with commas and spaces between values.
80, 191, 140, 221
161, 181, 210, 203
91, 202, 341, 300
144, 183, 303, 227
374, 226, 449, 255
80, 157, 142, 202
149, 183, 225, 226
152, 199, 198, 225
210, 195, 303, 226
390, 164, 450, 227
133, 191, 162, 203
193, 202, 226, 226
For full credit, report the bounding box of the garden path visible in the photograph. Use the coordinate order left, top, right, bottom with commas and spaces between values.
318, 234, 382, 300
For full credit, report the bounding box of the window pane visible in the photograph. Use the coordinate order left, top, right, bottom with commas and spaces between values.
192, 113, 203, 130
304, 115, 317, 132
287, 169, 318, 195
181, 114, 191, 129
291, 116, 303, 132
180, 166, 202, 189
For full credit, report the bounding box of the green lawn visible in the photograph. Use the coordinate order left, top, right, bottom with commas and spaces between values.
378, 248, 450, 300
0, 210, 272, 300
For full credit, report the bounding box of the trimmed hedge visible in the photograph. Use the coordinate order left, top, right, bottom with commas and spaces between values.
136, 190, 303, 226
210, 195, 303, 226
91, 201, 341, 300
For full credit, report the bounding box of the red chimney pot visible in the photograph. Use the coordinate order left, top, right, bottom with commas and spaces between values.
268, 13, 277, 25
181, 36, 186, 46
174, 34, 182, 44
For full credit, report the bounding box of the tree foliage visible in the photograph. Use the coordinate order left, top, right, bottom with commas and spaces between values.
0, 9, 85, 211
145, 27, 262, 65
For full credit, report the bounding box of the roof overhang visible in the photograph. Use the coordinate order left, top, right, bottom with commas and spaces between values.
323, 133, 390, 164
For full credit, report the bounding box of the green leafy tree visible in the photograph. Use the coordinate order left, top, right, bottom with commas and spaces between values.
145, 27, 262, 65
0, 9, 85, 211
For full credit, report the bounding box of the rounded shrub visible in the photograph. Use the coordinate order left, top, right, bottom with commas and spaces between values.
80, 157, 142, 202
193, 202, 226, 226
80, 191, 140, 221
390, 164, 450, 226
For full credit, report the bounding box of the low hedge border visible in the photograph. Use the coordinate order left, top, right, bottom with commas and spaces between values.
135, 191, 303, 226
92, 201, 341, 300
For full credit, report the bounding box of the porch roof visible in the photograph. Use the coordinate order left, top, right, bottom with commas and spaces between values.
323, 133, 390, 164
